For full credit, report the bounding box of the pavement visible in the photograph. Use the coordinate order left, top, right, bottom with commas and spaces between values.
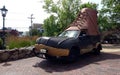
0, 45, 120, 75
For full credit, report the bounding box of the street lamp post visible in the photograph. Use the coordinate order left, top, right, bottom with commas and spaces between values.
0, 6, 8, 49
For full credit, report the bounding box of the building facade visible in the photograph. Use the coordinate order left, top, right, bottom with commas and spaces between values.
30, 23, 44, 33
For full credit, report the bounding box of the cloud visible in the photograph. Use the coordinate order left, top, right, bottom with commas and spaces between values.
81, 0, 89, 3
81, 0, 101, 4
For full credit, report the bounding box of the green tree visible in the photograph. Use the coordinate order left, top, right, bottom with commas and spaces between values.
43, 0, 98, 36
98, 0, 120, 40
80, 2, 98, 10
101, 0, 120, 30
43, 15, 59, 36
98, 11, 110, 31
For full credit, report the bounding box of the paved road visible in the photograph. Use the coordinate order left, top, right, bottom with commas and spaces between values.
0, 48, 120, 75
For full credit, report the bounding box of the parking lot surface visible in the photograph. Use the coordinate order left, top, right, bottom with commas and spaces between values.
0, 47, 120, 75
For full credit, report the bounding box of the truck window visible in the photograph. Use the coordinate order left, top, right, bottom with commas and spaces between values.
80, 30, 87, 36
59, 30, 80, 38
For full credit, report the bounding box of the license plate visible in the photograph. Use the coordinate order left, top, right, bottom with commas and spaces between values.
40, 49, 47, 53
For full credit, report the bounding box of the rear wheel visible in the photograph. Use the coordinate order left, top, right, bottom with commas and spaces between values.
93, 44, 102, 55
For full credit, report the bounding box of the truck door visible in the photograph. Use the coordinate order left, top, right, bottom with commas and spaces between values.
79, 30, 93, 54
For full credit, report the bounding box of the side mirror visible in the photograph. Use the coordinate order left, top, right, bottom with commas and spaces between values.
79, 34, 86, 38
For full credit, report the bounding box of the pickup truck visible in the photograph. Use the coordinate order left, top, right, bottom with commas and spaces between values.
33, 8, 102, 61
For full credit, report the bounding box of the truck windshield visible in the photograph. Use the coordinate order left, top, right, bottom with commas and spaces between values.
59, 30, 80, 38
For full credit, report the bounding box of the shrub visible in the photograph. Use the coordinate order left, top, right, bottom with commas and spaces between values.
6, 36, 38, 49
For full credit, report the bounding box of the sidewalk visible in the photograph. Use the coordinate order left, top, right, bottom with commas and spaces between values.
102, 44, 120, 48
102, 44, 120, 52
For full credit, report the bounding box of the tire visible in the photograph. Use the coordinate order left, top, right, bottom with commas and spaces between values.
67, 47, 80, 62
93, 44, 102, 55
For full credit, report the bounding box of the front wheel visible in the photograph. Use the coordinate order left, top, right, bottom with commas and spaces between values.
67, 47, 80, 62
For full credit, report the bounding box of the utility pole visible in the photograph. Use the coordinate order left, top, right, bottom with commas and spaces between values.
28, 14, 35, 36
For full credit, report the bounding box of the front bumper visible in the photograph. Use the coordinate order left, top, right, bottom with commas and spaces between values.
34, 44, 69, 58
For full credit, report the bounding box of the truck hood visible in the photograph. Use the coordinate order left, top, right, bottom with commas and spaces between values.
36, 37, 78, 49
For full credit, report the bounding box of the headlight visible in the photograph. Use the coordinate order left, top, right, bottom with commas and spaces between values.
40, 49, 47, 53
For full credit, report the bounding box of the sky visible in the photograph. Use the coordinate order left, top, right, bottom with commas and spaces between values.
0, 0, 101, 32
